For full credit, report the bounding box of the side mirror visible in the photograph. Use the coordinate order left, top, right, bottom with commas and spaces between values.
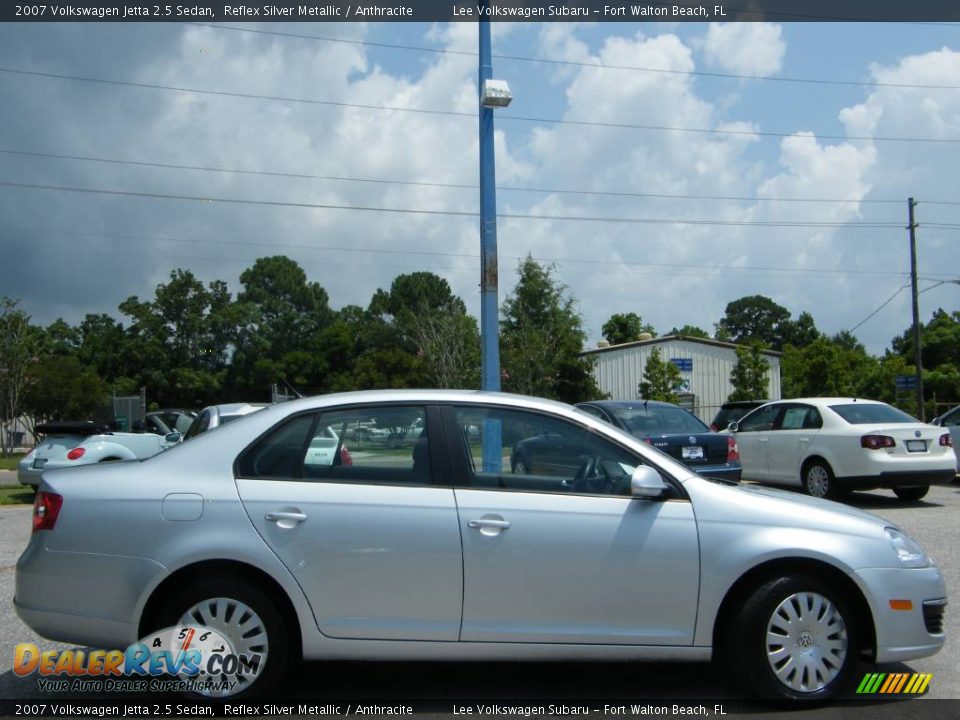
931, 416, 943, 426
727, 421, 740, 433
164, 432, 182, 444
631, 465, 667, 499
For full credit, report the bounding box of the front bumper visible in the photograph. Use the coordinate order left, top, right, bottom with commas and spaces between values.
855, 565, 947, 663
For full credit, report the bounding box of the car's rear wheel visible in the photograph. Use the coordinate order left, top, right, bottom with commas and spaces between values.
154, 577, 289, 698
893, 485, 929, 502
803, 461, 841, 500
512, 457, 529, 475
730, 575, 858, 701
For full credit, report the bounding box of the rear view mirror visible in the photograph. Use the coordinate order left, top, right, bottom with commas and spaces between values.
631, 465, 667, 499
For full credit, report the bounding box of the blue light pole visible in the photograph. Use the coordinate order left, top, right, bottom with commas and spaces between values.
479, 8, 500, 396
478, 6, 508, 472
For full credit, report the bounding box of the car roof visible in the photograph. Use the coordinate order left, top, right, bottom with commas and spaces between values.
578, 399, 680, 410
766, 398, 886, 407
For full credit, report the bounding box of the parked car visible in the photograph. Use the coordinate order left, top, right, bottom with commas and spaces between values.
17, 421, 178, 488
931, 405, 960, 473
710, 399, 768, 432
727, 398, 955, 501
135, 409, 196, 436
576, 400, 741, 481
17, 390, 946, 701
181, 403, 269, 441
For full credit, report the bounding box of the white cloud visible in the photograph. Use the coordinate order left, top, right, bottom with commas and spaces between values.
702, 23, 785, 77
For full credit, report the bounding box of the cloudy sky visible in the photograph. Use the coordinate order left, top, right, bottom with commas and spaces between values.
0, 20, 958, 354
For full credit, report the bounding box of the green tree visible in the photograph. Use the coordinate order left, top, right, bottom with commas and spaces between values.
21, 356, 108, 434
780, 336, 876, 399
780, 311, 821, 349
638, 348, 683, 402
716, 295, 793, 350
0, 298, 40, 455
601, 312, 655, 345
667, 324, 710, 339
729, 342, 771, 401
368, 272, 479, 388
120, 269, 235, 407
501, 256, 601, 402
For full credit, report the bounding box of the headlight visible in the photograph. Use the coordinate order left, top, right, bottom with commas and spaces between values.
884, 527, 930, 568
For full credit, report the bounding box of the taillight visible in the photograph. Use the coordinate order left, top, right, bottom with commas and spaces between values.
726, 436, 739, 462
941, 433, 953, 448
709, 423, 719, 432
340, 445, 353, 466
66, 447, 85, 461
861, 435, 896, 450
33, 492, 63, 532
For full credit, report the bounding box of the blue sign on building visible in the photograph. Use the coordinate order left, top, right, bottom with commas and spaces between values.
671, 358, 694, 372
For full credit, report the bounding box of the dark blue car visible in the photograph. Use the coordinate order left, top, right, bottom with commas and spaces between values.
576, 400, 742, 482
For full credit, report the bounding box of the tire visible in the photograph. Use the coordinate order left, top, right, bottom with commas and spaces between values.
729, 575, 858, 701
893, 485, 929, 502
803, 461, 841, 500
512, 457, 529, 475
153, 576, 290, 698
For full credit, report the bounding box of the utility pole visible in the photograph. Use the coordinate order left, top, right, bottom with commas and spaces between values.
478, 4, 500, 397
908, 197, 925, 420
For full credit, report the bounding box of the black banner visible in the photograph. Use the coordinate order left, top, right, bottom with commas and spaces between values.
4, 699, 960, 719
3, 1, 960, 23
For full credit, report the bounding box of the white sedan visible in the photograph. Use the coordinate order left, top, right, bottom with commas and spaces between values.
728, 397, 955, 501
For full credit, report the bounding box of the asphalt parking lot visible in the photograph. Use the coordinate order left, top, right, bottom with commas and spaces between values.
0, 481, 957, 708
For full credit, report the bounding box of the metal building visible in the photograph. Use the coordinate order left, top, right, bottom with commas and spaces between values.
581, 335, 782, 423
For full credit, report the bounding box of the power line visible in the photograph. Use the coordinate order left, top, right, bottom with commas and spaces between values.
0, 179, 913, 228
193, 23, 960, 92
2, 66, 958, 145
848, 284, 910, 332
5, 225, 945, 280
3, 148, 950, 207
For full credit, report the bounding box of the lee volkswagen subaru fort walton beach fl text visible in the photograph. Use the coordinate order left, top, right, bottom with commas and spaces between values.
16, 390, 946, 700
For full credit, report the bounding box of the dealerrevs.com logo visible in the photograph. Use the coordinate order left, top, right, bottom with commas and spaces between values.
14, 625, 261, 696
856, 672, 933, 695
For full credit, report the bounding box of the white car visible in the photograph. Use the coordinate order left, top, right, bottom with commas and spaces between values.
18, 421, 178, 488
932, 404, 960, 473
728, 398, 955, 501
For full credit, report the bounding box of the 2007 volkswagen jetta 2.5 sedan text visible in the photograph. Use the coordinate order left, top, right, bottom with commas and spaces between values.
15, 390, 946, 701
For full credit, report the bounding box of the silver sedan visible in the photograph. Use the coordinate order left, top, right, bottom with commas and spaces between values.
15, 390, 946, 701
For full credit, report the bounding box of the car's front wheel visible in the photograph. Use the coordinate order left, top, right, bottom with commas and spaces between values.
154, 576, 290, 698
893, 485, 929, 502
730, 575, 858, 701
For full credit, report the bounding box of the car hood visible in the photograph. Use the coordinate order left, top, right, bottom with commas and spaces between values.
689, 476, 893, 537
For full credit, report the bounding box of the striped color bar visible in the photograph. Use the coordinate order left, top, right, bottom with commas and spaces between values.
856, 672, 932, 694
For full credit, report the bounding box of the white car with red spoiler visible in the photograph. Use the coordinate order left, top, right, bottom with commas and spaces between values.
727, 398, 955, 502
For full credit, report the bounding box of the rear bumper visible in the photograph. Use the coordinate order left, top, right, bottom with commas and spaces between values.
691, 464, 742, 482
839, 469, 955, 490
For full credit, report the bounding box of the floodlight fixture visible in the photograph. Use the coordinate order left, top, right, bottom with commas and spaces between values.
481, 79, 513, 108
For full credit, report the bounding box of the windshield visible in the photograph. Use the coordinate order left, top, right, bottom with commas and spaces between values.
830, 404, 918, 425
611, 406, 710, 436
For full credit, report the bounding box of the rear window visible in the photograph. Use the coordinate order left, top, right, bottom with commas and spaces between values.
830, 404, 917, 425
611, 406, 709, 435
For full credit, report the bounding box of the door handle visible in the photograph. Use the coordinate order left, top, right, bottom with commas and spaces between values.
468, 519, 511, 530
265, 511, 307, 524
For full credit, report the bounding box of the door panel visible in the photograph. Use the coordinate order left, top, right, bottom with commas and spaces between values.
456, 489, 699, 644
235, 405, 463, 642
447, 404, 700, 646
238, 480, 463, 640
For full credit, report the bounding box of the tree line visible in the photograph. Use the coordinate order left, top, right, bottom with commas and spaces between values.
1, 258, 957, 452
